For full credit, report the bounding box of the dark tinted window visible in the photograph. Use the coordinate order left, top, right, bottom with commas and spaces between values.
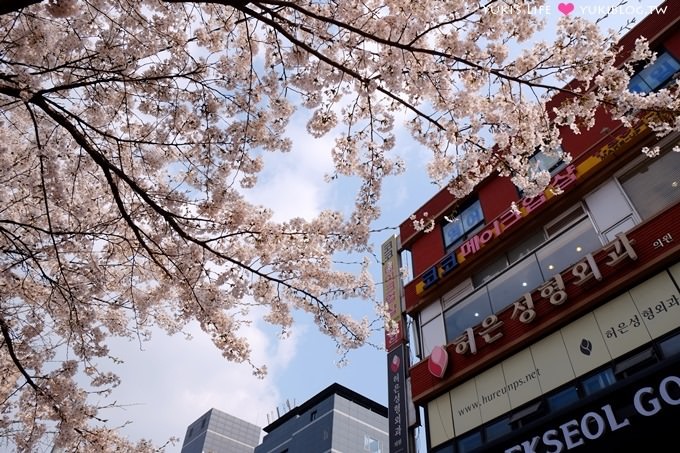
629, 51, 680, 93
582, 368, 616, 396
660, 330, 680, 359
457, 430, 483, 453
443, 199, 484, 249
547, 386, 579, 412
619, 147, 680, 220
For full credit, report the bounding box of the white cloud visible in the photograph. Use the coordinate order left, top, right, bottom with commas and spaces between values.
248, 169, 329, 222
244, 115, 336, 222
100, 314, 302, 452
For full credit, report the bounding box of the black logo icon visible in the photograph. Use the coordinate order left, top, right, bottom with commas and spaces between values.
580, 338, 593, 356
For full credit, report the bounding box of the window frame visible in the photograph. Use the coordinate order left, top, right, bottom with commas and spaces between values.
543, 203, 587, 238
628, 49, 680, 93
528, 145, 567, 177
441, 198, 485, 250
364, 434, 382, 453
616, 136, 680, 222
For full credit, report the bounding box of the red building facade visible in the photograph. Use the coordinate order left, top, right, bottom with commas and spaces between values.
392, 4, 680, 452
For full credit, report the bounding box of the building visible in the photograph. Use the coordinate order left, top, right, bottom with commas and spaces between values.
255, 383, 388, 453
389, 3, 680, 452
180, 408, 261, 453
179, 384, 387, 453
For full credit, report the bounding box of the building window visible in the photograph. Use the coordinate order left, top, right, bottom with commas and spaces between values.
485, 416, 511, 441
444, 287, 493, 342
583, 179, 637, 242
546, 385, 579, 412
442, 204, 601, 340
431, 444, 454, 453
507, 229, 546, 264
535, 217, 602, 279
509, 400, 545, 428
471, 204, 587, 289
544, 204, 587, 238
417, 282, 477, 359
310, 410, 317, 421
513, 146, 568, 199
457, 430, 483, 453
614, 347, 658, 379
487, 254, 545, 313
421, 318, 445, 358
472, 254, 509, 287
364, 435, 382, 453
628, 50, 680, 93
660, 330, 680, 359
420, 303, 446, 358
442, 199, 484, 250
529, 146, 566, 176
619, 145, 680, 221
582, 368, 616, 397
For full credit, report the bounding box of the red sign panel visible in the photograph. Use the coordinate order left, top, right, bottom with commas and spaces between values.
383, 236, 404, 351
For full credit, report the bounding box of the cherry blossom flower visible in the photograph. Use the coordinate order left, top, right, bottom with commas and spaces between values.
0, 0, 678, 450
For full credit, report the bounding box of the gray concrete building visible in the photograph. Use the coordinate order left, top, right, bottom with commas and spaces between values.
255, 383, 388, 453
180, 408, 261, 453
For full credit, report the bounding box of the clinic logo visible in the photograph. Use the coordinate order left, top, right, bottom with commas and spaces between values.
428, 345, 449, 378
390, 354, 400, 373
580, 338, 593, 356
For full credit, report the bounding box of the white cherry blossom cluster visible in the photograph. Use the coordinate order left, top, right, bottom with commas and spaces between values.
409, 213, 435, 233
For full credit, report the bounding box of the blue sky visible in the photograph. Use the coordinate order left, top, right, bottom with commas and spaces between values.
97, 103, 438, 451
97, 2, 667, 451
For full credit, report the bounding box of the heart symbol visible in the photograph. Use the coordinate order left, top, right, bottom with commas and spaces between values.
558, 2, 574, 15
428, 345, 449, 378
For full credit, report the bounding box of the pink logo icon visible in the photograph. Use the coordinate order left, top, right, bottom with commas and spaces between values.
428, 345, 449, 378
558, 2, 574, 15
390, 354, 401, 373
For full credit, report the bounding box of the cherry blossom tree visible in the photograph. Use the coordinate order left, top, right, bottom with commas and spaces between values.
1, 0, 678, 450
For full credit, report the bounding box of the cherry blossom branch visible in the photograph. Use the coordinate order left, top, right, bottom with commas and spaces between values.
0, 318, 41, 394
0, 317, 83, 428
239, 3, 447, 130
181, 0, 582, 97
22, 92, 370, 346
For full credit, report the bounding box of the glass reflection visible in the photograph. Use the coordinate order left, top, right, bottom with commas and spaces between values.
536, 219, 601, 279
444, 288, 492, 343
487, 255, 543, 313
